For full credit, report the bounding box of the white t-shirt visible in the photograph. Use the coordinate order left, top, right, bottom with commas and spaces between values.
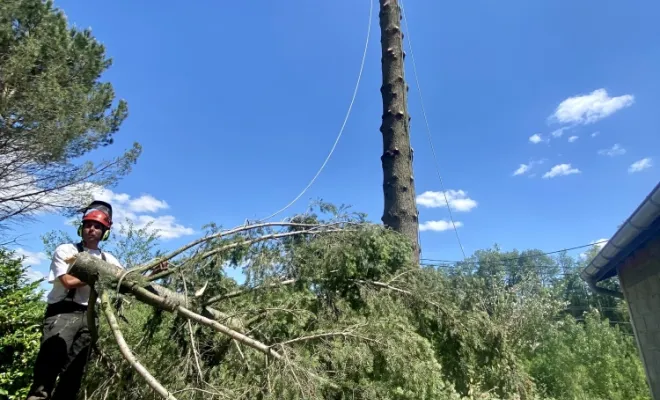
47, 243, 123, 306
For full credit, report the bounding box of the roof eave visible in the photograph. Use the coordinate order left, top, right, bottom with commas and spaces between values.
580, 181, 660, 285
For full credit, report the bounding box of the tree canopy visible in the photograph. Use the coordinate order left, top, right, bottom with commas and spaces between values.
0, 0, 140, 230
0, 204, 645, 400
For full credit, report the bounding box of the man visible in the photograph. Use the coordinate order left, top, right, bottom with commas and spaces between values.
25, 200, 166, 400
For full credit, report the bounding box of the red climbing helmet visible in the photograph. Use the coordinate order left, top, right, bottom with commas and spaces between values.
80, 200, 113, 229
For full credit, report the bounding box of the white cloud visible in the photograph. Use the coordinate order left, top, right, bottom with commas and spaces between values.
568, 136, 579, 143
591, 131, 600, 138
11, 248, 48, 282
419, 220, 463, 232
580, 238, 609, 259
416, 190, 477, 212
542, 164, 581, 179
0, 164, 87, 218
598, 144, 626, 157
513, 164, 529, 176
551, 88, 634, 125
0, 162, 191, 241
90, 187, 194, 240
551, 127, 568, 138
128, 195, 169, 213
512, 159, 545, 177
13, 248, 48, 266
591, 238, 608, 250
131, 215, 195, 240
529, 134, 543, 144
25, 268, 46, 282
628, 157, 652, 173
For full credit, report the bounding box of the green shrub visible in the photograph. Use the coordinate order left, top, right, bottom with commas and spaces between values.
0, 249, 45, 400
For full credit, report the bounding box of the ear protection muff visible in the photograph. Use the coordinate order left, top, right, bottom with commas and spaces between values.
78, 224, 111, 241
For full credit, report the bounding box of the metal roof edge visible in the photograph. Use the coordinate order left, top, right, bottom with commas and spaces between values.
580, 181, 660, 285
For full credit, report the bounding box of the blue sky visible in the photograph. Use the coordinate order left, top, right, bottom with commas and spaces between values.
11, 0, 660, 286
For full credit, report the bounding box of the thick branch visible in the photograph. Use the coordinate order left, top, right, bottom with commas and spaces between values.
176, 306, 283, 360
66, 252, 189, 308
87, 288, 99, 350
203, 307, 246, 332
67, 253, 282, 356
100, 291, 179, 400
181, 275, 204, 383
68, 252, 254, 335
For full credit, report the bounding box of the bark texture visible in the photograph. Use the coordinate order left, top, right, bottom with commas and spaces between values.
68, 253, 255, 332
378, 0, 420, 262
66, 252, 188, 308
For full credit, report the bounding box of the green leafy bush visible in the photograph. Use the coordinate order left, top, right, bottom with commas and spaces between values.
0, 249, 45, 400
526, 311, 649, 400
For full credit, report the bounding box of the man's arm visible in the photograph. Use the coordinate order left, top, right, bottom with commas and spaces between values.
50, 244, 88, 289
58, 274, 87, 289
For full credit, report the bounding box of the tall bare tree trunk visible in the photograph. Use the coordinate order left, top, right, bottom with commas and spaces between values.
379, 0, 420, 263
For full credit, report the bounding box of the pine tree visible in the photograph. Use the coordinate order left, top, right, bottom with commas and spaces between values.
0, 0, 141, 231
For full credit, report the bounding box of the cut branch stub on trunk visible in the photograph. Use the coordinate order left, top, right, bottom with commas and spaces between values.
378, 0, 420, 263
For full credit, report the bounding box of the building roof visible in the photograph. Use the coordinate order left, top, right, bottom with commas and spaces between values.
581, 181, 660, 285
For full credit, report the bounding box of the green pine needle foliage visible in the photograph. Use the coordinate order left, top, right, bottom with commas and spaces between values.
0, 0, 141, 228
11, 203, 641, 400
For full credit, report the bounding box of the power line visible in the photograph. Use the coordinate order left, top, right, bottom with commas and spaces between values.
398, 0, 467, 260
420, 240, 608, 266
257, 0, 374, 222
419, 262, 587, 277
420, 263, 578, 272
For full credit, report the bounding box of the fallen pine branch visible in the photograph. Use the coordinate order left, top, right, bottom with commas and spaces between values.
203, 307, 246, 332
273, 324, 378, 347
122, 289, 341, 390
197, 229, 345, 261
134, 221, 352, 275
66, 252, 189, 307
181, 274, 204, 383
100, 291, 179, 400
204, 279, 296, 306
67, 252, 340, 391
67, 252, 246, 331
146, 228, 345, 282
354, 279, 455, 320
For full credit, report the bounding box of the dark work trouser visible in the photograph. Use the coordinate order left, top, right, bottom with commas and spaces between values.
25, 301, 92, 400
